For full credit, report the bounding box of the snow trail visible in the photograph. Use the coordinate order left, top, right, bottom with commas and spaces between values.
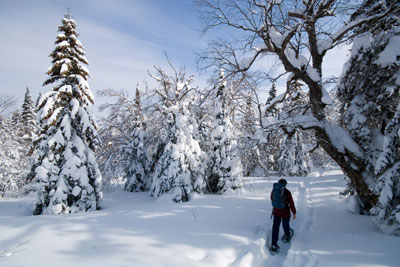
1, 171, 400, 266
283, 179, 318, 267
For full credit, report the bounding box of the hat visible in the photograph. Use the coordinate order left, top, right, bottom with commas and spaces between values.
278, 178, 287, 185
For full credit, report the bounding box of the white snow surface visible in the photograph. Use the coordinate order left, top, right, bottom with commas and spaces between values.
1, 170, 399, 267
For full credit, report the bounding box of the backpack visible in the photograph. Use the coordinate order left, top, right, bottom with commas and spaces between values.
271, 182, 287, 209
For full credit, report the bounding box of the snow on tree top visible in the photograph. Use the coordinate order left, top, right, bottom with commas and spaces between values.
62, 17, 76, 25
57, 33, 66, 39
56, 40, 70, 48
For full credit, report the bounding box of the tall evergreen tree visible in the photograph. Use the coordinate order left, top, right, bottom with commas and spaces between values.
9, 109, 25, 140
124, 85, 150, 192
207, 69, 244, 193
11, 109, 22, 129
31, 14, 102, 215
278, 132, 311, 177
151, 104, 205, 202
264, 82, 278, 117
21, 87, 37, 141
239, 93, 263, 176
243, 94, 255, 135
258, 82, 282, 174
149, 65, 206, 202
338, 0, 400, 233
277, 78, 311, 177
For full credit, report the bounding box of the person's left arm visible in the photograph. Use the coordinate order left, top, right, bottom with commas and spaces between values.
287, 190, 296, 219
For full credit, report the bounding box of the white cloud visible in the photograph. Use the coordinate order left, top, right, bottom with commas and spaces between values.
78, 21, 164, 90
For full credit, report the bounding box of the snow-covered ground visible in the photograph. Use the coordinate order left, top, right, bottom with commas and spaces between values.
1, 169, 399, 267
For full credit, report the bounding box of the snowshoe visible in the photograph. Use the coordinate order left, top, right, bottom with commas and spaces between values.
281, 228, 294, 243
269, 244, 280, 255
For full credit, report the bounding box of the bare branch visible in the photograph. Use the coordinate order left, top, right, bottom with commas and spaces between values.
0, 95, 17, 116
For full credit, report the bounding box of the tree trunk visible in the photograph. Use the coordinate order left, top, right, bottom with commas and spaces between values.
314, 127, 378, 212
306, 77, 378, 212
310, 75, 378, 212
275, 31, 379, 213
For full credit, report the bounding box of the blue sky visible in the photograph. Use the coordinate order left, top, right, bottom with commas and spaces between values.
0, 0, 208, 110
0, 0, 349, 114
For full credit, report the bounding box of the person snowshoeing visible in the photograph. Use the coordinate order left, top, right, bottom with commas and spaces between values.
270, 178, 296, 253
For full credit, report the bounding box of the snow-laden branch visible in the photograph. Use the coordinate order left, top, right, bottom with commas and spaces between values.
261, 111, 363, 158
322, 123, 363, 157
238, 46, 269, 72
318, 11, 396, 55
262, 113, 320, 132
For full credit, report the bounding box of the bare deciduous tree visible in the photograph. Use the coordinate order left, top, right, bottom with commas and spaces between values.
196, 0, 398, 211
0, 95, 17, 116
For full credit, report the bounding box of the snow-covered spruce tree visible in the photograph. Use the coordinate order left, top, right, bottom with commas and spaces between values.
31, 14, 101, 215
21, 87, 37, 142
124, 85, 150, 192
278, 131, 311, 177
11, 109, 22, 130
264, 83, 278, 118
237, 92, 265, 177
256, 82, 282, 174
338, 0, 400, 233
191, 90, 213, 155
149, 65, 206, 202
10, 109, 30, 143
207, 69, 244, 193
277, 78, 311, 176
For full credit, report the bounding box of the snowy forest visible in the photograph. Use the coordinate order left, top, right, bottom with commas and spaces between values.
1, 0, 399, 246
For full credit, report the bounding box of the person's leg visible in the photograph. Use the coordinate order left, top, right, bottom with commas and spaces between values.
282, 217, 291, 237
272, 215, 281, 246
